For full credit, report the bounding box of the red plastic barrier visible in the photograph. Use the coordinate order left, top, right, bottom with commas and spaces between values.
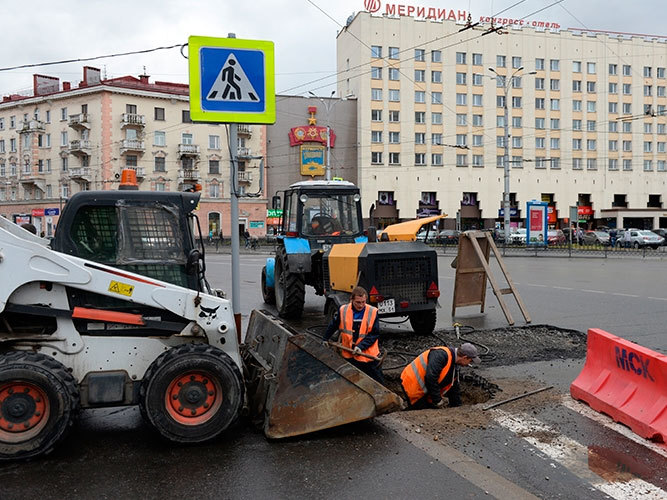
570, 328, 667, 443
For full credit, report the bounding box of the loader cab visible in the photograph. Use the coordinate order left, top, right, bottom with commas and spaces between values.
281, 180, 363, 247
51, 190, 206, 291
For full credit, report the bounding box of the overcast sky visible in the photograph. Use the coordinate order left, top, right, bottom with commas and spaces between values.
2, 0, 665, 99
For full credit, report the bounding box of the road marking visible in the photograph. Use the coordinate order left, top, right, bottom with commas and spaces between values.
647, 296, 667, 301
581, 289, 606, 294
527, 283, 548, 288
381, 414, 540, 500
553, 286, 574, 290
611, 292, 640, 298
561, 397, 667, 459
493, 410, 666, 499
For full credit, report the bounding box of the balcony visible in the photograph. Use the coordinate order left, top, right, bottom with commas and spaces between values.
178, 144, 200, 157
69, 140, 92, 156
121, 113, 146, 128
19, 172, 46, 192
69, 167, 92, 182
237, 124, 253, 136
237, 171, 253, 183
120, 139, 145, 154
69, 113, 91, 130
178, 169, 200, 183
123, 166, 145, 179
19, 120, 46, 134
237, 147, 252, 158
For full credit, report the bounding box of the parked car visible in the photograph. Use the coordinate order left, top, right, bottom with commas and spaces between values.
508, 228, 527, 245
652, 228, 667, 245
436, 229, 460, 245
617, 229, 665, 249
416, 227, 438, 243
581, 230, 611, 246
547, 229, 566, 245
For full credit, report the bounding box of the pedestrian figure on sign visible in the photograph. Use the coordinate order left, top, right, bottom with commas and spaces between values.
221, 59, 242, 100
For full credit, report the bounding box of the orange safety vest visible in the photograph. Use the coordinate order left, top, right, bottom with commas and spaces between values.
338, 303, 380, 363
400, 347, 454, 405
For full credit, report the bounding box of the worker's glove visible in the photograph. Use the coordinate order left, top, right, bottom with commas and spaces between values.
434, 400, 445, 409
322, 340, 330, 347
353, 346, 362, 355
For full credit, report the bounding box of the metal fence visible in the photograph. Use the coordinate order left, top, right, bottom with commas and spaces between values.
438, 240, 667, 259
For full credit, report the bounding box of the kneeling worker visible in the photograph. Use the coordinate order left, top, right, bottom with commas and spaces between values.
401, 343, 481, 409
323, 286, 384, 384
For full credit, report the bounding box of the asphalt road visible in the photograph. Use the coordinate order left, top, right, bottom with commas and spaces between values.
1, 251, 665, 499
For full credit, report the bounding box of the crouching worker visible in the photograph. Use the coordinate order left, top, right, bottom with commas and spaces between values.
323, 286, 385, 384
400, 343, 481, 409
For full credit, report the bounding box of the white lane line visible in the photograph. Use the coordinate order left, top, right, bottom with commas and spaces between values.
527, 283, 548, 288
493, 410, 666, 499
561, 397, 667, 459
611, 293, 640, 298
553, 286, 574, 290
647, 297, 667, 301
581, 289, 606, 294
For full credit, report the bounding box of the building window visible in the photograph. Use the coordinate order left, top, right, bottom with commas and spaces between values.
371, 45, 382, 58
154, 131, 166, 146
623, 122, 632, 133
472, 135, 483, 146
456, 94, 467, 106
573, 100, 582, 111
431, 133, 442, 145
658, 67, 666, 79
388, 152, 400, 165
456, 114, 467, 126
388, 47, 399, 59
0, 140, 3, 153
60, 107, 68, 121
573, 139, 582, 150
587, 62, 596, 74
550, 138, 560, 150
389, 132, 400, 144
154, 157, 166, 172
371, 131, 383, 143
415, 153, 425, 165
550, 118, 560, 129
472, 73, 483, 86
371, 89, 382, 101
456, 154, 468, 166
550, 79, 560, 91
535, 137, 545, 149
497, 156, 506, 168
456, 52, 466, 64
125, 155, 138, 167
623, 64, 632, 76
389, 89, 400, 101
512, 137, 522, 148
371, 67, 382, 79
587, 101, 597, 112
181, 133, 193, 145
209, 135, 220, 149
181, 110, 192, 123
609, 140, 618, 151
644, 66, 652, 78
623, 140, 632, 152
644, 85, 653, 97
472, 114, 483, 126
512, 156, 523, 168
432, 70, 442, 83
512, 56, 522, 69
511, 96, 521, 108
0, 118, 3, 130
623, 159, 632, 171
209, 159, 220, 174
415, 91, 425, 103
497, 96, 506, 108
550, 59, 560, 71
550, 99, 560, 111
415, 111, 425, 123
472, 155, 483, 167
473, 94, 483, 106
609, 64, 618, 75
388, 68, 400, 80
456, 134, 467, 146
535, 118, 545, 129
608, 159, 618, 171
622, 103, 632, 114
154, 107, 165, 120
432, 154, 443, 166
415, 49, 425, 62
155, 182, 166, 192
587, 139, 597, 151
535, 78, 545, 90
209, 183, 220, 198
644, 141, 653, 153
496, 55, 506, 67
371, 152, 383, 164
573, 61, 582, 72
372, 109, 382, 121
497, 116, 507, 127
431, 50, 442, 62
415, 133, 425, 144
388, 110, 399, 122
472, 53, 482, 65
414, 69, 425, 82
659, 160, 666, 171
432, 112, 442, 124
535, 98, 545, 109
535, 58, 544, 70
609, 102, 618, 113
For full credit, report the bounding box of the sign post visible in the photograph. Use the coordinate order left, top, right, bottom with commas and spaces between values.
189, 34, 275, 339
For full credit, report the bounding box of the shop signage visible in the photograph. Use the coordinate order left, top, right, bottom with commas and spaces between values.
249, 221, 265, 229
300, 144, 326, 177
31, 208, 45, 217
267, 209, 283, 218
498, 207, 518, 217
526, 200, 548, 246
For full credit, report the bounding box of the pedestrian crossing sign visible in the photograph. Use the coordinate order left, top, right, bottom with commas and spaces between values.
188, 36, 275, 124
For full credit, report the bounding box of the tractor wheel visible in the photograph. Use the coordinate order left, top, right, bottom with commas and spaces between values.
139, 344, 244, 444
0, 351, 79, 461
261, 266, 275, 305
409, 310, 437, 336
274, 247, 305, 319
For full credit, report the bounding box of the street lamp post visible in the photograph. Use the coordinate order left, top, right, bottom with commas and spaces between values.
489, 66, 535, 243
308, 90, 338, 181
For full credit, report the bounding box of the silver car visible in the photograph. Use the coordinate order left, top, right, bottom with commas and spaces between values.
621, 229, 665, 249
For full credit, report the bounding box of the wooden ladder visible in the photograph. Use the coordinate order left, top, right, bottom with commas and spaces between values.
451, 230, 531, 325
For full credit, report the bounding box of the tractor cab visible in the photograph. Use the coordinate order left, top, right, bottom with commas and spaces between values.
280, 180, 365, 250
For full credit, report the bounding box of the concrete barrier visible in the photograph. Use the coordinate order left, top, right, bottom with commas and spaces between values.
571, 328, 667, 443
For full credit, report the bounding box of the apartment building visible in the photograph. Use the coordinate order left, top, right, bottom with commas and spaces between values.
337, 11, 667, 230
0, 67, 266, 237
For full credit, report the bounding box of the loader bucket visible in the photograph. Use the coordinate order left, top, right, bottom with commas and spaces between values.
243, 310, 404, 439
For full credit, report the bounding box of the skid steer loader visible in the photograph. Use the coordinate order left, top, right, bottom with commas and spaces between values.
0, 184, 403, 460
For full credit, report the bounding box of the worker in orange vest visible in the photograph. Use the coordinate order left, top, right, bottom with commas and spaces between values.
400, 343, 481, 409
323, 286, 384, 384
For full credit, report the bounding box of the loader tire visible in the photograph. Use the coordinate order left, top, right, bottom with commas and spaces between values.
0, 351, 79, 461
274, 247, 305, 319
139, 344, 244, 444
261, 266, 275, 305
409, 309, 437, 336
